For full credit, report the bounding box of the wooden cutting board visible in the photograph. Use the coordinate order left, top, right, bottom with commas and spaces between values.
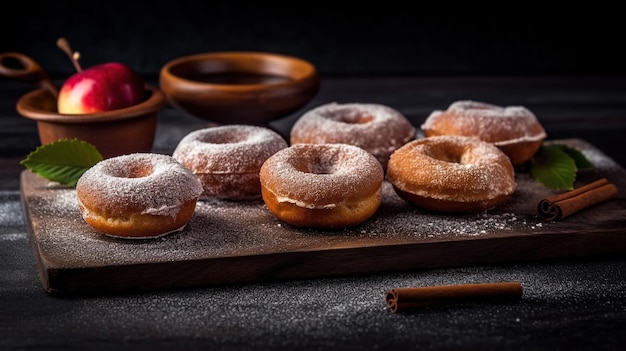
20, 139, 626, 296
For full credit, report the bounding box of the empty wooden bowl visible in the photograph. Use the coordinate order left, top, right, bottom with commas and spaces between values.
159, 52, 320, 125
16, 86, 166, 159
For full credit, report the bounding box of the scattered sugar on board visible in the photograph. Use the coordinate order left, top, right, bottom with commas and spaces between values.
350, 182, 545, 238
582, 145, 622, 172
27, 171, 550, 268
34, 138, 626, 268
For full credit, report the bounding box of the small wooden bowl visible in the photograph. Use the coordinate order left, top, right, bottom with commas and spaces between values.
159, 52, 320, 125
17, 85, 167, 159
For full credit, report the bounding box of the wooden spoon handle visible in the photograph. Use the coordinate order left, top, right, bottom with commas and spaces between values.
0, 52, 58, 97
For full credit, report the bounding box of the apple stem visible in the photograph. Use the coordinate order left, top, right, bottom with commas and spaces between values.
56, 37, 83, 73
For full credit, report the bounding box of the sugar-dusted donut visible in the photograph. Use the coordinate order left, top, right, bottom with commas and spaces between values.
260, 143, 384, 229
387, 135, 516, 213
76, 153, 203, 238
173, 125, 288, 200
421, 100, 546, 166
290, 102, 416, 169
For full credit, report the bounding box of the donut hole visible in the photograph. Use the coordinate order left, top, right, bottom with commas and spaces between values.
124, 163, 154, 178
307, 162, 335, 174
421, 141, 484, 165
200, 130, 249, 144
328, 109, 374, 124
341, 114, 374, 124
424, 147, 464, 164
104, 161, 154, 179
293, 156, 338, 175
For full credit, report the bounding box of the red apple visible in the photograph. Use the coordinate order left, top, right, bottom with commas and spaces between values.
56, 38, 146, 114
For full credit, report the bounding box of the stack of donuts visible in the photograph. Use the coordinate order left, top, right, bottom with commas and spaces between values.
75, 99, 546, 237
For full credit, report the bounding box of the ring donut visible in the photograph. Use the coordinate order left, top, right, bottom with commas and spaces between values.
76, 153, 203, 238
260, 143, 384, 229
290, 102, 415, 168
387, 135, 516, 213
173, 125, 288, 200
421, 100, 546, 166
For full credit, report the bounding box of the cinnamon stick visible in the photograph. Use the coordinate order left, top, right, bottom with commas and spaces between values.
385, 282, 523, 313
537, 178, 618, 221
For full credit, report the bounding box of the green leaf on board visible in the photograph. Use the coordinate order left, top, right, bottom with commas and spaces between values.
20, 138, 103, 187
529, 144, 592, 190
560, 144, 594, 171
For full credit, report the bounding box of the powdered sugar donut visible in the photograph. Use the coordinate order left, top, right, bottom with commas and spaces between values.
260, 143, 384, 229
173, 125, 288, 200
76, 153, 203, 238
387, 135, 516, 213
290, 102, 416, 169
421, 100, 546, 166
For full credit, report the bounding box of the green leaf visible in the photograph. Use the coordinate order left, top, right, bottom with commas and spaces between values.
529, 144, 578, 190
20, 138, 103, 187
560, 144, 594, 171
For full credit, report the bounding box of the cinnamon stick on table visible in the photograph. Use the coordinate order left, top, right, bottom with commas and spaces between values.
386, 282, 523, 313
537, 178, 618, 221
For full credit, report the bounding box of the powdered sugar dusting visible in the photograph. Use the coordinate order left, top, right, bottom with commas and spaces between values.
387, 136, 516, 202
173, 125, 288, 199
76, 153, 202, 217
173, 125, 288, 174
24, 173, 552, 267
260, 143, 384, 208
580, 143, 622, 172
21, 139, 625, 275
290, 102, 416, 167
421, 100, 547, 143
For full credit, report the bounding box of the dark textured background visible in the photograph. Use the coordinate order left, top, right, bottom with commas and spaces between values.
2, 1, 625, 79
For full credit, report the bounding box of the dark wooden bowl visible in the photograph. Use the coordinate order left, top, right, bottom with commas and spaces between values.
159, 52, 320, 125
17, 85, 167, 159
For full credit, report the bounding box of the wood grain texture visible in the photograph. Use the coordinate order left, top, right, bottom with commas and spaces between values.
20, 139, 626, 296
